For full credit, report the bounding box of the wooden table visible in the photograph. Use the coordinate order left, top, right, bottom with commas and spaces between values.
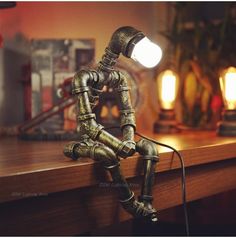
0, 131, 236, 235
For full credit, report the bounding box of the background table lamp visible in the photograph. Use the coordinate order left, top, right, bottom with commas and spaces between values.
218, 66, 236, 136
154, 69, 179, 133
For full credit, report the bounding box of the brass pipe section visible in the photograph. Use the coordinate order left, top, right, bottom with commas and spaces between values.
106, 26, 144, 57
72, 69, 136, 158
64, 26, 159, 222
64, 140, 158, 220
136, 139, 159, 221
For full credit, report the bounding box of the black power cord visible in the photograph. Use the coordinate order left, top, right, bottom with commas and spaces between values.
104, 126, 190, 236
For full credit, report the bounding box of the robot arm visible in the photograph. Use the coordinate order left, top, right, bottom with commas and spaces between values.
72, 69, 136, 158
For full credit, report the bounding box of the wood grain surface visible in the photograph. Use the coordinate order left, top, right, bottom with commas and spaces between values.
0, 131, 236, 203
1, 159, 236, 235
0, 131, 236, 235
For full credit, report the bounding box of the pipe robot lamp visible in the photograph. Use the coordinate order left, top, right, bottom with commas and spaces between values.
64, 26, 162, 222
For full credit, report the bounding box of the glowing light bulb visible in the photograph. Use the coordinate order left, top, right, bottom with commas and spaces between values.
161, 71, 176, 103
131, 37, 162, 68
225, 72, 236, 101
157, 70, 179, 110
220, 67, 236, 110
154, 69, 179, 134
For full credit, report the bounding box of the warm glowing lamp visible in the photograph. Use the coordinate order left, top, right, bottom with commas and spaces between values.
63, 26, 163, 222
217, 66, 236, 136
154, 69, 179, 133
130, 37, 162, 68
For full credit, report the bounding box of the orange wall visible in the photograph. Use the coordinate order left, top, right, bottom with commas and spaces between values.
0, 2, 169, 127
0, 2, 156, 61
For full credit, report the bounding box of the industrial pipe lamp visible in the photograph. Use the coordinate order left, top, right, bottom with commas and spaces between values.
63, 26, 162, 222
218, 66, 236, 136
154, 69, 179, 133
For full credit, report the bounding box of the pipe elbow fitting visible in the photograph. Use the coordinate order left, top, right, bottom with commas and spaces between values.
63, 141, 80, 160
108, 26, 145, 57
136, 139, 159, 158
72, 70, 93, 94
120, 192, 158, 222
